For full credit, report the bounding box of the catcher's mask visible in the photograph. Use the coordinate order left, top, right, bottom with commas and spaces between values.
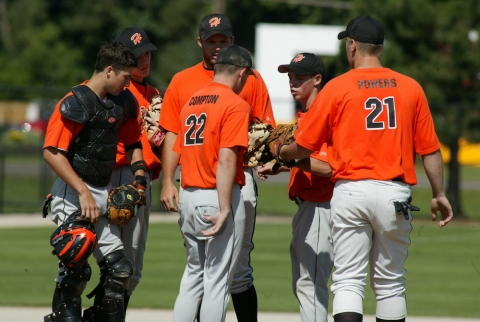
50, 210, 97, 269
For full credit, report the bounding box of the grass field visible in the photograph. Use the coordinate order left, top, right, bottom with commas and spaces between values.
1, 220, 480, 318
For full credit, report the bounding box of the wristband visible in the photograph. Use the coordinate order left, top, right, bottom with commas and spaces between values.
131, 160, 146, 175
272, 162, 282, 174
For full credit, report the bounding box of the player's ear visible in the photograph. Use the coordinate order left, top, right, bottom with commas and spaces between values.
313, 74, 322, 86
230, 36, 235, 45
197, 37, 203, 49
105, 66, 114, 78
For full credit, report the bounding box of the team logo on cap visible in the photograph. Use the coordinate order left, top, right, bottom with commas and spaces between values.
131, 33, 142, 45
292, 54, 305, 63
209, 17, 221, 27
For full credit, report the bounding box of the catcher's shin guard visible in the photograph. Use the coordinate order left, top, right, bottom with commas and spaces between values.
44, 262, 92, 322
84, 250, 133, 322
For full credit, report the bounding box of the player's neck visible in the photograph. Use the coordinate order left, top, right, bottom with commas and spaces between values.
353, 56, 383, 69
302, 88, 320, 112
86, 75, 108, 100
131, 75, 145, 84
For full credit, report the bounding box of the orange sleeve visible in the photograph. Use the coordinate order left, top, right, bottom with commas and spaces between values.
160, 73, 182, 134
220, 103, 250, 149
295, 91, 332, 152
310, 143, 328, 162
43, 95, 83, 151
239, 71, 276, 126
413, 86, 441, 155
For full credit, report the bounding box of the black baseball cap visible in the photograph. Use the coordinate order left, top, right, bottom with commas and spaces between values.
199, 14, 233, 40
216, 45, 257, 78
278, 53, 325, 78
337, 15, 384, 45
115, 27, 157, 58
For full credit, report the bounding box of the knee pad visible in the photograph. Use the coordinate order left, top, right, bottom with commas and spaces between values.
103, 250, 134, 298
84, 250, 133, 322
46, 262, 92, 322
59, 262, 92, 297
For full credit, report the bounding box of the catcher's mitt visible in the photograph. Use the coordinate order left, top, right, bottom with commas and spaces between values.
268, 123, 298, 166
107, 184, 146, 227
243, 121, 274, 168
145, 94, 166, 147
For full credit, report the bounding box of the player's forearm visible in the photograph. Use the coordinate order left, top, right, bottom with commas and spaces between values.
280, 142, 314, 162
216, 147, 238, 215
296, 158, 332, 177
161, 132, 180, 184
126, 147, 146, 177
43, 147, 90, 195
422, 149, 446, 198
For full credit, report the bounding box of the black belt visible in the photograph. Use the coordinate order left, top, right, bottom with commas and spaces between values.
294, 196, 304, 205
392, 176, 403, 183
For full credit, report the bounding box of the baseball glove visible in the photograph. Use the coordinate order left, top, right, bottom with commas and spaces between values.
145, 94, 166, 147
107, 184, 146, 227
268, 123, 298, 166
243, 121, 274, 167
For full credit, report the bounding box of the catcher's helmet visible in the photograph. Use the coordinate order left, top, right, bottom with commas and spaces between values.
50, 210, 97, 269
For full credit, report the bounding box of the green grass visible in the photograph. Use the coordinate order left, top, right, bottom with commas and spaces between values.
1, 220, 480, 318
256, 181, 480, 221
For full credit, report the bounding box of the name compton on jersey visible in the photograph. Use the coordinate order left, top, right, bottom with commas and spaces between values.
189, 94, 219, 106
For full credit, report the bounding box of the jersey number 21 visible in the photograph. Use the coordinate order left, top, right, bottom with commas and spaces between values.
365, 96, 396, 130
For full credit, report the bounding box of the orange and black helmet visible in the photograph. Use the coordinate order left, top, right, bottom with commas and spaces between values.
50, 210, 97, 269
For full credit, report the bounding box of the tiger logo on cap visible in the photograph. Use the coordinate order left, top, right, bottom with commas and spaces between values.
209, 17, 221, 27
131, 33, 142, 45
292, 54, 305, 63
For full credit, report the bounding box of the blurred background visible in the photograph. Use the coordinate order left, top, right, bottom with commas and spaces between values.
1, 0, 480, 218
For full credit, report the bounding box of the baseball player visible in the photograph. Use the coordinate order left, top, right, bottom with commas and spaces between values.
257, 53, 334, 322
279, 16, 453, 322
111, 27, 162, 312
43, 41, 145, 321
160, 14, 276, 321
171, 45, 254, 322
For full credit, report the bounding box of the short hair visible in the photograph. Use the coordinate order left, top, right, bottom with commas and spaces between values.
214, 63, 243, 76
94, 41, 139, 72
355, 39, 383, 57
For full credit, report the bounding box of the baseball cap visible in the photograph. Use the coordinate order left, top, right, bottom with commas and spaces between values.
115, 27, 157, 58
278, 53, 325, 78
216, 45, 257, 78
337, 15, 384, 45
199, 14, 233, 40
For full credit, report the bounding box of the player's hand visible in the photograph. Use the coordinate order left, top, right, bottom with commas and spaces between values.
160, 180, 179, 212
78, 189, 100, 223
201, 210, 229, 237
431, 196, 453, 227
256, 163, 275, 180
145, 116, 159, 127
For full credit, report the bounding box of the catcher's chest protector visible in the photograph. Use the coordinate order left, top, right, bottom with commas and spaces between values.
61, 86, 137, 187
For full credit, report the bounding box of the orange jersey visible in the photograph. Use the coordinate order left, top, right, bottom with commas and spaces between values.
115, 79, 162, 179
160, 62, 276, 134
288, 111, 334, 202
173, 82, 250, 189
296, 68, 440, 185
44, 85, 141, 152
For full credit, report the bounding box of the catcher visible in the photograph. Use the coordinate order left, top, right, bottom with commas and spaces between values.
43, 41, 146, 322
